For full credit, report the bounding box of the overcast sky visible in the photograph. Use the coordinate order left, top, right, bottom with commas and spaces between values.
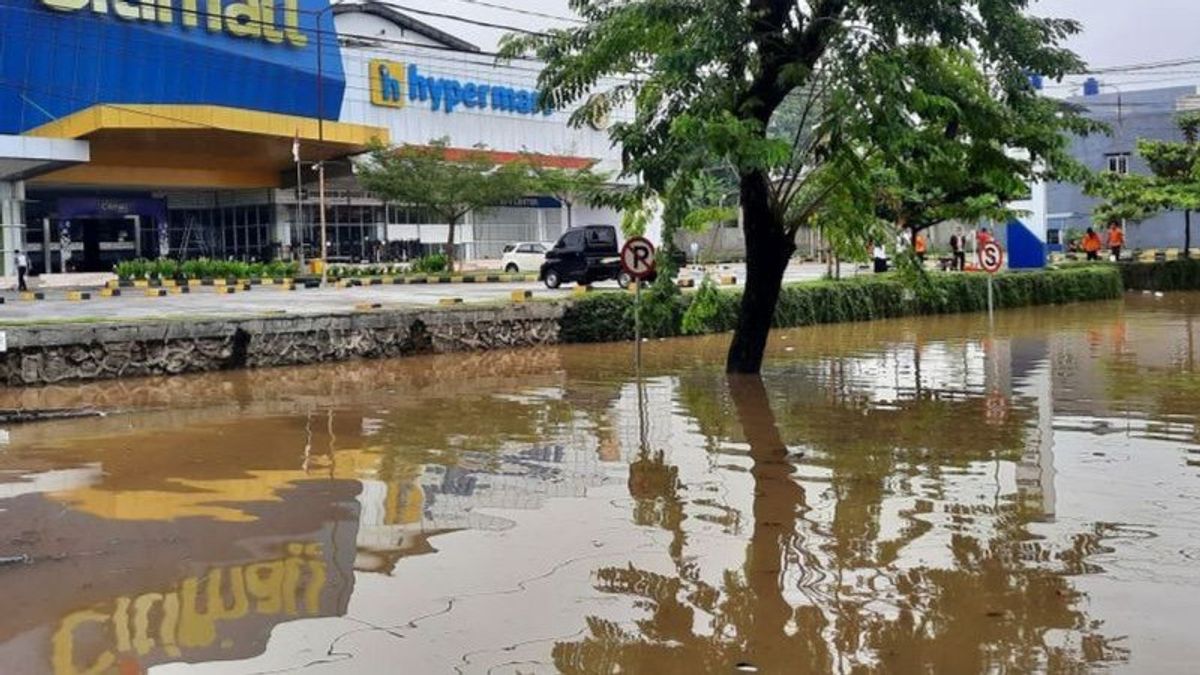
394, 0, 1200, 94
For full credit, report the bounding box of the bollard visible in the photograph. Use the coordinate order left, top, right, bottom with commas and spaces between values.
354, 302, 383, 311
145, 288, 168, 297
161, 279, 177, 288
133, 279, 150, 288
511, 290, 533, 303
19, 292, 44, 301
66, 291, 91, 301
188, 279, 204, 288
438, 297, 463, 306
100, 288, 121, 298
216, 286, 237, 295
169, 286, 190, 295
720, 275, 738, 286
260, 278, 275, 286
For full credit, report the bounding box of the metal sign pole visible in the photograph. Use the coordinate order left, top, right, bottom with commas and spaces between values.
988, 273, 995, 327
634, 280, 642, 370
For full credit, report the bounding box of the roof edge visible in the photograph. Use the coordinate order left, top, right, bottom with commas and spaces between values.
335, 2, 481, 54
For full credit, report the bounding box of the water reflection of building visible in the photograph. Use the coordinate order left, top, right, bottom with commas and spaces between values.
353, 443, 612, 575
0, 472, 360, 675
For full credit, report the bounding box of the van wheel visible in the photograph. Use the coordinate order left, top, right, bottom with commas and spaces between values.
617, 271, 633, 289
505, 263, 519, 273
544, 270, 562, 289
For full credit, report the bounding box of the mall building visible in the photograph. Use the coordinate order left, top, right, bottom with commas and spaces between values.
0, 0, 624, 275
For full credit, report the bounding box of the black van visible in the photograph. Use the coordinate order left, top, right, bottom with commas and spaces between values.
539, 225, 632, 289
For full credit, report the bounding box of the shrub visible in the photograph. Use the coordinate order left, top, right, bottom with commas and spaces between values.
560, 292, 637, 343
559, 266, 1123, 343
410, 253, 449, 274
682, 276, 734, 335
1120, 259, 1200, 291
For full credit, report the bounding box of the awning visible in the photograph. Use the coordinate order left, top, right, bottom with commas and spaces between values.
0, 135, 90, 182
26, 105, 389, 189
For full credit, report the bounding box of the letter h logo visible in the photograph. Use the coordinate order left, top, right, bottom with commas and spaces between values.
370, 60, 406, 108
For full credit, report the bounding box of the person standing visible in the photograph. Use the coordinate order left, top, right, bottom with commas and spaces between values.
872, 240, 888, 274
14, 249, 28, 292
1107, 221, 1125, 261
1082, 227, 1103, 261
914, 231, 928, 265
950, 227, 967, 271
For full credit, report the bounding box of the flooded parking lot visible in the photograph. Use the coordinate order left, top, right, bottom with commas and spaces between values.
2, 294, 1199, 674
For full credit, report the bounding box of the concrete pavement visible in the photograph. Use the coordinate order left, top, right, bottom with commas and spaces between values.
0, 261, 852, 325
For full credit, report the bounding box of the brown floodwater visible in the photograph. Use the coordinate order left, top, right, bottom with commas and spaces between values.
2, 294, 1200, 674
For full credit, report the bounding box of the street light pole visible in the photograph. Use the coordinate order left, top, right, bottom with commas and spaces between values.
315, 1, 343, 287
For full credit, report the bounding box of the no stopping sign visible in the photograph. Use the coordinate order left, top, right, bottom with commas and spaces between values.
980, 241, 1004, 274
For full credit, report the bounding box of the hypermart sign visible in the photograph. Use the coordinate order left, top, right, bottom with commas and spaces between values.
40, 0, 310, 47
370, 59, 553, 116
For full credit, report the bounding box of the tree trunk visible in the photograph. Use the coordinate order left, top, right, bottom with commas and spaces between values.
726, 171, 795, 374
445, 218, 458, 273
1186, 210, 1193, 258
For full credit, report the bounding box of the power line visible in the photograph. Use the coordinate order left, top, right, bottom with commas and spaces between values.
435, 0, 583, 24
375, 2, 552, 36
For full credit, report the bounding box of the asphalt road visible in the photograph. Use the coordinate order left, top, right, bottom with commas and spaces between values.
0, 262, 852, 325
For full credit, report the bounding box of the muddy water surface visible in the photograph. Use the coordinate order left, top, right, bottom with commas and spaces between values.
2, 294, 1200, 674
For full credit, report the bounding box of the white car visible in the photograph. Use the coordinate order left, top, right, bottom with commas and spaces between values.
501, 242, 550, 273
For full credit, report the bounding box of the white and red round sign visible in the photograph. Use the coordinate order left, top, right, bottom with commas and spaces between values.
980, 241, 1005, 274
621, 237, 656, 280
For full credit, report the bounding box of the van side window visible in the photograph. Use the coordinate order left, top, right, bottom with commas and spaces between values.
560, 231, 584, 249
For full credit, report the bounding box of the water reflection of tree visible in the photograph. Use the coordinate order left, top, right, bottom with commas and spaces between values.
554, 371, 1124, 673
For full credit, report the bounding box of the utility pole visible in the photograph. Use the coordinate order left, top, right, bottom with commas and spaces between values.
319, 161, 328, 288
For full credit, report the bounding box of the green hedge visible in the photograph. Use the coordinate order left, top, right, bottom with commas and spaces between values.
560, 266, 1123, 343
115, 258, 299, 280
1120, 259, 1200, 291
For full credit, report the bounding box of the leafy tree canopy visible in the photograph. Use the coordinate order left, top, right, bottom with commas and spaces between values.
1088, 111, 1200, 254
503, 0, 1091, 373
358, 138, 534, 269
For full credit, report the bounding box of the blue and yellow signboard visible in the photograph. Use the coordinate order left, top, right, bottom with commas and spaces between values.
369, 59, 553, 116
0, 0, 347, 134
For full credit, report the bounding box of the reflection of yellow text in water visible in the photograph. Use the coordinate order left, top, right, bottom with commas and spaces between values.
52, 542, 325, 675
49, 448, 388, 523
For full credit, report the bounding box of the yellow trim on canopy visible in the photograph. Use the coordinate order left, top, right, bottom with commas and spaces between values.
27, 104, 388, 147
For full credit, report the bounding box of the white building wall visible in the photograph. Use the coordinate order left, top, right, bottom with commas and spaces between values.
334, 31, 625, 174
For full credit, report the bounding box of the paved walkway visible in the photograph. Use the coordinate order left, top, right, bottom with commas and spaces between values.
0, 262, 852, 325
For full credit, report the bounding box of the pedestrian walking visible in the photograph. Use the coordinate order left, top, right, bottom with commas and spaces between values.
950, 227, 967, 271
872, 241, 888, 274
14, 249, 28, 292
1082, 227, 1103, 261
1107, 221, 1125, 261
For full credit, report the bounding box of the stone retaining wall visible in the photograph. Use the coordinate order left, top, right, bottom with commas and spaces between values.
0, 304, 565, 387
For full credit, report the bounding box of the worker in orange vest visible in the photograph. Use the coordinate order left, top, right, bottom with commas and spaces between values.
914, 231, 928, 264
1107, 221, 1126, 260
1082, 227, 1104, 261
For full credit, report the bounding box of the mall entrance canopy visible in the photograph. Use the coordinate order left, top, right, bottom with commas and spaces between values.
26, 104, 387, 189
0, 135, 90, 275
